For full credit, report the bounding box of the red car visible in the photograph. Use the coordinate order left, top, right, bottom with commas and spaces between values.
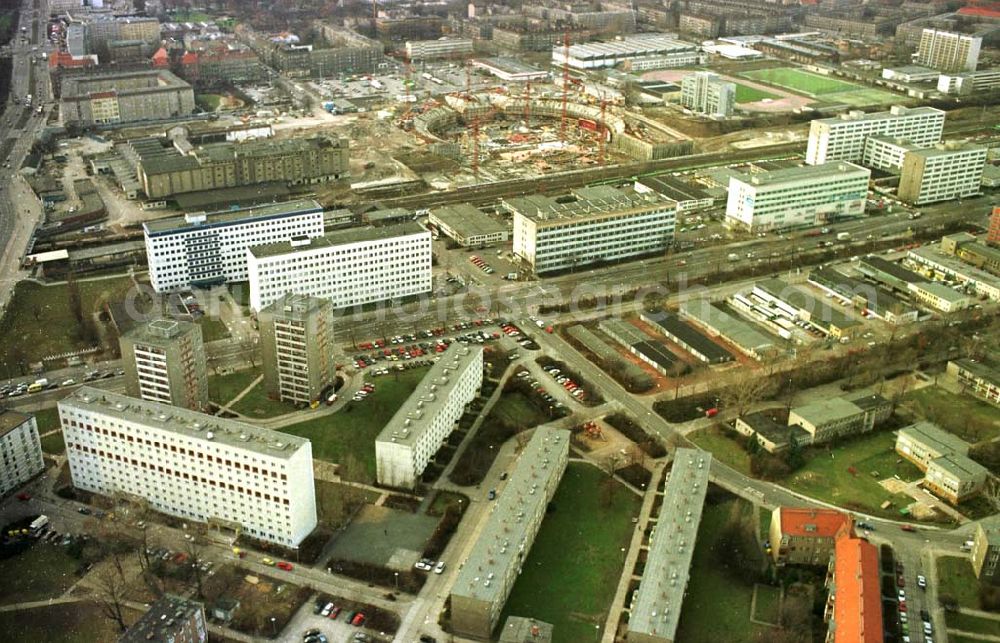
329, 606, 341, 619
16, 492, 31, 501
276, 561, 293, 571
352, 612, 366, 627
900, 524, 916, 532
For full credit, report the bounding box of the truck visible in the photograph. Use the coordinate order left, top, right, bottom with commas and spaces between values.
836, 232, 851, 241
30, 515, 49, 532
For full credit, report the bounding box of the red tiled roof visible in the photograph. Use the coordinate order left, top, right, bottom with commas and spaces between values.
832, 534, 883, 643
958, 6, 1000, 17
152, 47, 169, 66
181, 51, 199, 65
779, 508, 851, 538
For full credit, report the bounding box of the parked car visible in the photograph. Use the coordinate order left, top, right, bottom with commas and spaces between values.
434, 561, 445, 574
277, 561, 293, 571
351, 612, 366, 627
261, 557, 275, 566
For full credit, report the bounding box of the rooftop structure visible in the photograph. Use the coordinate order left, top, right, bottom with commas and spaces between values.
827, 534, 883, 643
678, 300, 775, 359
641, 311, 733, 364
553, 33, 699, 70
428, 203, 509, 247
120, 595, 206, 643
498, 617, 554, 643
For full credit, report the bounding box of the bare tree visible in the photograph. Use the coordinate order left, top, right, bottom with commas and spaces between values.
184, 536, 208, 599
984, 477, 1000, 514
240, 336, 258, 368
719, 369, 775, 419
93, 565, 130, 633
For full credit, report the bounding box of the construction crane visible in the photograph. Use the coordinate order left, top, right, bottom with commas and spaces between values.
598, 98, 607, 165
560, 31, 570, 144
523, 80, 531, 127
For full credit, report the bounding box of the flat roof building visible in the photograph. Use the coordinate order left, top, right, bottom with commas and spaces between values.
972, 517, 1000, 584
734, 409, 811, 454
143, 199, 326, 293
247, 222, 432, 312
857, 255, 927, 292
627, 449, 711, 643
917, 29, 981, 73
61, 70, 194, 126
450, 427, 570, 639
60, 387, 317, 546
788, 392, 891, 445
428, 203, 509, 247
905, 244, 1000, 303
724, 162, 870, 233
896, 421, 987, 504
504, 186, 676, 274
406, 38, 473, 61
120, 595, 206, 643
807, 266, 919, 325
259, 294, 337, 405
634, 176, 714, 212
806, 105, 945, 166
947, 357, 1000, 407
0, 410, 44, 499
680, 71, 735, 119
640, 311, 733, 364
498, 617, 554, 642
597, 318, 687, 377
553, 33, 700, 70
376, 345, 483, 489
678, 299, 775, 359
898, 142, 986, 205
471, 58, 548, 83
750, 278, 861, 339
906, 280, 970, 312
120, 319, 208, 411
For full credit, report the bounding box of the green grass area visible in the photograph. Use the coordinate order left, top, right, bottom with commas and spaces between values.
936, 556, 982, 609
0, 602, 137, 642
949, 636, 991, 643
946, 611, 1000, 636
903, 385, 1000, 443
230, 380, 296, 419
280, 368, 430, 478
734, 83, 779, 103
753, 584, 782, 624
227, 282, 251, 309
689, 426, 753, 476
208, 367, 262, 406
780, 430, 924, 518
500, 462, 641, 642
0, 277, 134, 379
741, 67, 859, 96
33, 407, 61, 433
41, 431, 65, 455
196, 93, 223, 112
490, 391, 548, 427
675, 499, 771, 642
168, 10, 213, 22
758, 506, 771, 543
197, 316, 230, 342
0, 543, 84, 603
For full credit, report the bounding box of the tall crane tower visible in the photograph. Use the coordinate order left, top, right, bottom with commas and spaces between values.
560, 31, 571, 144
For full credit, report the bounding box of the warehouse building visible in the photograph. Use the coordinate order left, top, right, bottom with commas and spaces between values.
375, 345, 483, 489
896, 421, 987, 504
143, 199, 325, 292
634, 176, 714, 212
947, 357, 1000, 407
941, 232, 1000, 277
471, 58, 549, 83
552, 33, 700, 70
120, 319, 208, 411
428, 203, 509, 247
805, 106, 945, 166
857, 255, 927, 292
641, 311, 733, 364
247, 222, 433, 311
788, 392, 891, 444
807, 266, 919, 325
60, 70, 195, 126
259, 294, 337, 405
60, 388, 317, 546
897, 142, 986, 205
0, 410, 44, 499
750, 278, 861, 339
450, 427, 569, 639
678, 299, 775, 360
597, 318, 688, 376
724, 162, 870, 233
504, 186, 676, 274
907, 281, 970, 312
905, 244, 1000, 303
627, 449, 711, 643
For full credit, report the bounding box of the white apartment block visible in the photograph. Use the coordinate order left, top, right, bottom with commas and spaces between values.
246, 222, 433, 312
898, 142, 987, 205
681, 71, 735, 118
375, 345, 483, 489
724, 162, 871, 232
916, 29, 981, 73
144, 199, 325, 292
0, 410, 44, 498
805, 106, 945, 166
405, 38, 474, 61
503, 186, 676, 274
938, 69, 1000, 95
59, 388, 317, 547
861, 136, 914, 172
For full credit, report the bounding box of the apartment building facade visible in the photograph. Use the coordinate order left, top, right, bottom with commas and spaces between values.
916, 29, 981, 73
60, 70, 195, 126
450, 427, 569, 639
805, 106, 945, 165
947, 358, 1000, 407
375, 345, 483, 489
504, 186, 676, 274
258, 294, 337, 405
60, 388, 317, 546
405, 38, 474, 60
897, 142, 987, 205
769, 507, 852, 565
973, 519, 1000, 585
0, 410, 44, 498
144, 199, 325, 292
680, 71, 735, 118
121, 595, 207, 643
724, 162, 871, 232
247, 222, 433, 312
120, 319, 208, 411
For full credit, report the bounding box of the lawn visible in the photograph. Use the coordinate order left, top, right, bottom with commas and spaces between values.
41, 431, 65, 455
741, 67, 859, 96
33, 407, 61, 433
903, 385, 1000, 444
0, 543, 84, 603
946, 611, 1000, 636
208, 367, 262, 406
230, 380, 297, 419
753, 584, 782, 624
689, 425, 752, 476
227, 282, 252, 309
196, 93, 223, 112
936, 556, 982, 609
500, 462, 641, 642
0, 602, 138, 642
734, 83, 779, 103
279, 367, 430, 478
197, 316, 230, 342
780, 429, 924, 518
0, 276, 135, 379
675, 498, 771, 643
490, 391, 548, 428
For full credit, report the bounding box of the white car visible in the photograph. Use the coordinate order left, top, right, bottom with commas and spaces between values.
61, 379, 75, 386
434, 561, 445, 574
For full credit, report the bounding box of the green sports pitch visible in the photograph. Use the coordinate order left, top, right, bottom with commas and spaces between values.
740, 67, 860, 96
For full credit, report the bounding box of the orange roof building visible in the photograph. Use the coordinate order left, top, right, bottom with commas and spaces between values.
826, 533, 883, 643
151, 47, 170, 67
769, 507, 853, 565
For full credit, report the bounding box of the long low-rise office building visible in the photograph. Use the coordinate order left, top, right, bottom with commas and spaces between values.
750, 278, 861, 339
938, 68, 1000, 95
505, 186, 676, 274
627, 449, 711, 643
144, 199, 325, 292
450, 427, 569, 639
428, 203, 509, 247
905, 244, 1000, 303
895, 421, 988, 504
60, 387, 317, 546
806, 105, 945, 165
376, 345, 483, 489
947, 357, 1000, 407
678, 300, 775, 359
247, 222, 433, 312
641, 311, 733, 364
807, 266, 919, 325
724, 162, 870, 232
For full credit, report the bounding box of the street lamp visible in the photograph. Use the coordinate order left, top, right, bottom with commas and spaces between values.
394, 571, 399, 590
269, 616, 276, 637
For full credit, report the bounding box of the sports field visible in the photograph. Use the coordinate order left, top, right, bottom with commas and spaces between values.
733, 83, 779, 103
740, 67, 900, 106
